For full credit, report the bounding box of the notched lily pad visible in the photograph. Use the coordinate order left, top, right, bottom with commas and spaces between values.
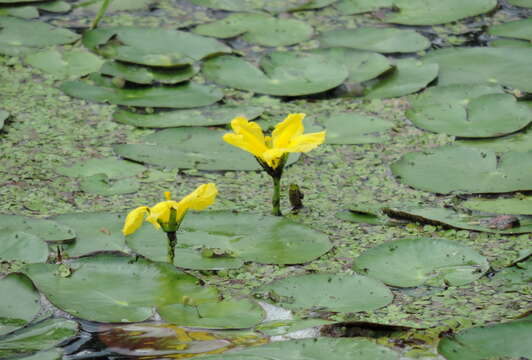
0, 274, 41, 336
127, 211, 332, 265
100, 61, 198, 85
406, 84, 532, 137
319, 27, 430, 53
194, 13, 313, 47
0, 214, 75, 243
438, 317, 532, 360
0, 17, 79, 56
256, 273, 393, 313
0, 231, 48, 263
24, 49, 104, 79
114, 105, 263, 128
364, 58, 438, 99
82, 27, 231, 67
0, 318, 78, 358
57, 157, 145, 179
114, 127, 300, 171
492, 256, 531, 286
80, 173, 140, 196
202, 52, 348, 96
353, 237, 489, 287
457, 126, 532, 152
22, 254, 218, 322
391, 146, 532, 194
158, 298, 265, 329
317, 112, 394, 144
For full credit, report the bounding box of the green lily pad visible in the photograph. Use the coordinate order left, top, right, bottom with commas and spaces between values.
256, 273, 392, 313
200, 338, 399, 360
383, 206, 532, 234
114, 127, 300, 171
438, 317, 532, 360
492, 257, 531, 286
83, 0, 151, 12
457, 126, 532, 152
82, 27, 231, 67
463, 197, 532, 215
37, 1, 71, 12
0, 214, 75, 243
57, 157, 145, 179
24, 49, 103, 79
489, 18, 532, 41
317, 113, 394, 144
114, 105, 263, 128
319, 27, 430, 53
0, 6, 38, 19
0, 109, 8, 130
52, 212, 128, 257
335, 204, 384, 225
0, 231, 48, 263
173, 248, 245, 270
23, 253, 218, 322
194, 13, 313, 47
80, 173, 140, 196
489, 38, 532, 48
391, 146, 532, 194
60, 76, 223, 108
508, 0, 532, 7
187, 0, 335, 13
0, 0, 52, 3
406, 84, 532, 137
257, 318, 334, 336
308, 48, 392, 84
0, 274, 41, 336
0, 17, 79, 56
100, 61, 197, 85
158, 298, 265, 329
335, 0, 393, 14
127, 211, 332, 265
353, 237, 489, 287
364, 58, 439, 99
384, 0, 497, 25
202, 52, 348, 96
0, 318, 78, 358
422, 47, 532, 92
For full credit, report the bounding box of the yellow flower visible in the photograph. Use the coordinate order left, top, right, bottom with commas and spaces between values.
223, 113, 326, 169
122, 184, 218, 236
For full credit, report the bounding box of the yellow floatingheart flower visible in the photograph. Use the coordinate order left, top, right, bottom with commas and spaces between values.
223, 113, 326, 169
122, 183, 218, 236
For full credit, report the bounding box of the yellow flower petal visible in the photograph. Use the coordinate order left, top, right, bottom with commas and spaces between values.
272, 113, 305, 148
286, 131, 326, 153
223, 117, 268, 158
179, 183, 218, 212
146, 200, 180, 227
261, 148, 286, 168
122, 206, 149, 236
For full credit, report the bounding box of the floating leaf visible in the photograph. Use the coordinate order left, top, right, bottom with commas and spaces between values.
489, 38, 532, 48
335, 0, 393, 14
82, 27, 231, 67
492, 257, 531, 286
158, 298, 265, 329
463, 197, 532, 215
422, 47, 532, 92
0, 274, 41, 336
194, 13, 313, 47
57, 157, 145, 179
336, 204, 384, 225
52, 212, 128, 257
0, 318, 78, 358
202, 52, 348, 96
24, 49, 103, 79
319, 28, 430, 53
80, 174, 140, 196
114, 105, 263, 128
61, 76, 223, 108
187, 0, 335, 13
406, 84, 531, 137
23, 254, 218, 322
364, 59, 438, 99
100, 61, 197, 85
127, 211, 332, 265
257, 273, 393, 313
172, 248, 244, 270
438, 317, 532, 360
0, 214, 75, 243
384, 0, 497, 25
391, 146, 532, 194
353, 237, 489, 287
0, 17, 79, 56
508, 0, 532, 7
457, 126, 532, 152
317, 113, 394, 144
114, 127, 300, 171
0, 231, 48, 263
309, 48, 392, 84
82, 0, 151, 12
200, 338, 399, 360
0, 6, 38, 19
383, 206, 532, 234
489, 18, 532, 41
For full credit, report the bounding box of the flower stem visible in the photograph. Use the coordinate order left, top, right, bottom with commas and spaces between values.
166, 231, 177, 264
272, 176, 282, 216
